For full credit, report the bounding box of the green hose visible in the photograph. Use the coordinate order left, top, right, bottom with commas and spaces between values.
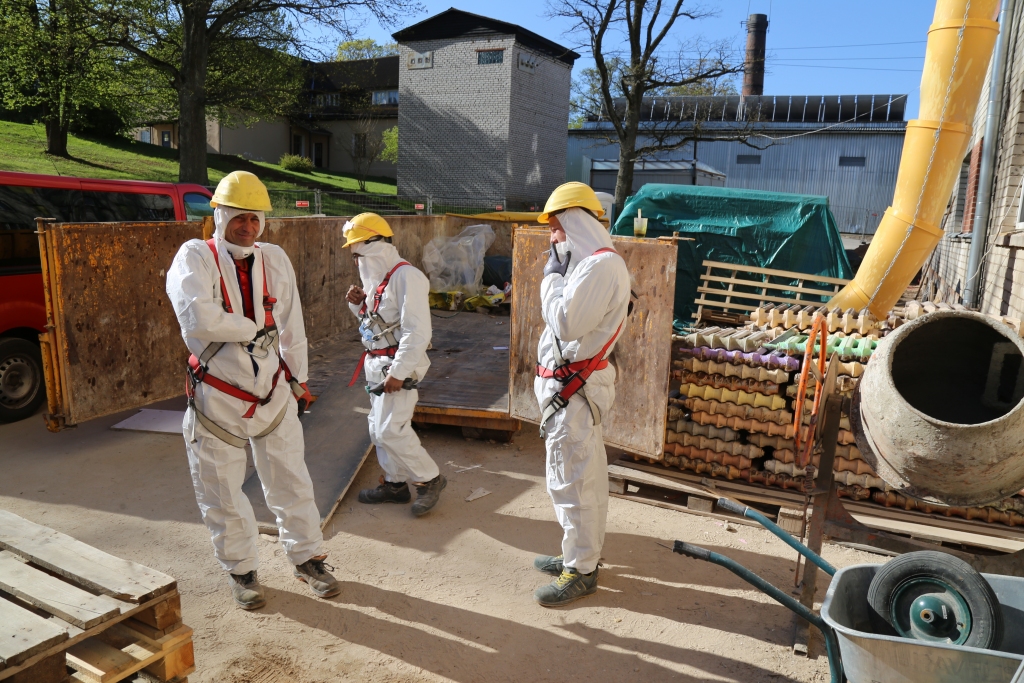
673, 541, 845, 683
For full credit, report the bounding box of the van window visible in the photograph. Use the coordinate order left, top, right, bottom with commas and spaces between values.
183, 192, 214, 221
0, 185, 81, 273
80, 191, 175, 222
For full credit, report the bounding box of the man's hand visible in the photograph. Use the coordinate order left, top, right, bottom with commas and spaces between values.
347, 285, 366, 304
383, 376, 404, 394
543, 244, 571, 277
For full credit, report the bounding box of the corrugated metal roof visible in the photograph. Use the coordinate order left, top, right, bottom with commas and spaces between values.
568, 127, 903, 236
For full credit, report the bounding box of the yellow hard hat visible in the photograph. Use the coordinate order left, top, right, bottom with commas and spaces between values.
210, 171, 272, 212
538, 182, 605, 224
343, 213, 394, 248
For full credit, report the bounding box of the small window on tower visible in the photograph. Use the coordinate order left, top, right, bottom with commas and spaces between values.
839, 156, 867, 167
736, 155, 761, 165
478, 49, 504, 65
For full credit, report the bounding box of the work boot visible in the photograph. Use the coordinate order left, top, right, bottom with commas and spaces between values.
533, 554, 564, 576
228, 570, 266, 610
293, 556, 341, 598
533, 567, 599, 607
358, 475, 412, 504
411, 474, 447, 517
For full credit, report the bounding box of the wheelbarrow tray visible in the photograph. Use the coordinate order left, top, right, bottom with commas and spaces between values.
821, 564, 1024, 683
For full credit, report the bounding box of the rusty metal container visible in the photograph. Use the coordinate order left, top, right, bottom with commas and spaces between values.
853, 310, 1024, 506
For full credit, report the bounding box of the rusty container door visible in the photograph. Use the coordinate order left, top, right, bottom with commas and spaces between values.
38, 220, 204, 428
509, 228, 677, 458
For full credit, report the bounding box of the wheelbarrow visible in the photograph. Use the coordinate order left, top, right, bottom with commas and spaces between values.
672, 497, 1024, 683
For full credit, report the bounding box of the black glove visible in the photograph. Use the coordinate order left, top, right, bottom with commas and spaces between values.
543, 244, 571, 277
297, 397, 308, 416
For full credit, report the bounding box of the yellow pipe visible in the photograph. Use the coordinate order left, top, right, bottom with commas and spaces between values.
829, 0, 1000, 317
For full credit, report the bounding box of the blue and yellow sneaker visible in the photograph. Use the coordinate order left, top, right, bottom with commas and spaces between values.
533, 567, 599, 607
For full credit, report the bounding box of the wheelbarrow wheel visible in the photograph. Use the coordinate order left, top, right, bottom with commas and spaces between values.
867, 551, 1002, 650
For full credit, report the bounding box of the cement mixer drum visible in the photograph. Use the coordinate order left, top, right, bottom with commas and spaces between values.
853, 310, 1024, 507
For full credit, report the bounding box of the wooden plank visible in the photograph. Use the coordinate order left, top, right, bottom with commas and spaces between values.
0, 510, 174, 603
0, 590, 177, 682
510, 230, 677, 458
416, 313, 511, 413
695, 287, 834, 307
0, 553, 121, 629
700, 260, 849, 286
4, 651, 69, 683
699, 274, 843, 298
610, 491, 762, 527
67, 626, 192, 683
129, 594, 180, 631
66, 640, 136, 682
0, 596, 68, 668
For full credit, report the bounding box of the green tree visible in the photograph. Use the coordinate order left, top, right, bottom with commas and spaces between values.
336, 38, 399, 61
380, 125, 397, 163
93, 0, 415, 184
0, 0, 131, 156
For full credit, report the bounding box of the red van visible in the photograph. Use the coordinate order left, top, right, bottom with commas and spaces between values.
0, 171, 213, 422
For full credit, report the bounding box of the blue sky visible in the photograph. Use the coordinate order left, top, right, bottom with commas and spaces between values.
333, 0, 936, 118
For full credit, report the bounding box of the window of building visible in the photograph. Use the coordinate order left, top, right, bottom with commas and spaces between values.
839, 156, 866, 167
736, 155, 761, 165
292, 134, 304, 156
316, 93, 341, 108
478, 49, 504, 65
372, 90, 399, 106
352, 133, 367, 159
140, 130, 151, 144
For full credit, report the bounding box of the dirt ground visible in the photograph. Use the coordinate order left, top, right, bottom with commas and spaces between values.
1, 404, 887, 682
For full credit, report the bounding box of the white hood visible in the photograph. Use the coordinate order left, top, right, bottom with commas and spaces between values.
214, 206, 266, 259
353, 240, 402, 287
559, 207, 614, 262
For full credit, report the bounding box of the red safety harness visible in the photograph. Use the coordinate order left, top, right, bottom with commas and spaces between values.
348, 261, 411, 387
536, 247, 626, 433
186, 239, 297, 419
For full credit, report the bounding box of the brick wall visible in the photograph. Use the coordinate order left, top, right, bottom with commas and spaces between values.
397, 36, 514, 201
918, 0, 1024, 314
506, 46, 572, 205
396, 36, 572, 205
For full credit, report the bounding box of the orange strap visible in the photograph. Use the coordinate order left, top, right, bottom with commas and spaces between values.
205, 238, 276, 328
358, 261, 411, 316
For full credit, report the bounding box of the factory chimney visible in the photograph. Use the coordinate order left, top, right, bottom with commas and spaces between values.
742, 13, 769, 97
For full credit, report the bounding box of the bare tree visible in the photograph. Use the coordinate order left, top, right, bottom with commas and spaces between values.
553, 0, 765, 208
347, 115, 387, 191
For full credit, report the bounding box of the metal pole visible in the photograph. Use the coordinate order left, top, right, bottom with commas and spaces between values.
964, 0, 1016, 308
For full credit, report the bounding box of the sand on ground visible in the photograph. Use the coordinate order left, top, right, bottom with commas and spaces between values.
1, 402, 886, 683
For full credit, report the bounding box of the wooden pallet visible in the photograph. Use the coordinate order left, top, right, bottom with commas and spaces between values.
0, 510, 193, 683
692, 260, 850, 325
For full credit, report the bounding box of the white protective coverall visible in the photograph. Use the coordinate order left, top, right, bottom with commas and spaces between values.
349, 240, 439, 484
534, 208, 630, 574
166, 206, 323, 575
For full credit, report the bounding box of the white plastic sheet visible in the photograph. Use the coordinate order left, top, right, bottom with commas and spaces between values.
422, 224, 495, 294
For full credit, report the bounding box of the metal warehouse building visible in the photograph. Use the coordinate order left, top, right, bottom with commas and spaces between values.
567, 94, 907, 237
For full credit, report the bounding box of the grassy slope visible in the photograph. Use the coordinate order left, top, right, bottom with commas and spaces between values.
0, 120, 397, 194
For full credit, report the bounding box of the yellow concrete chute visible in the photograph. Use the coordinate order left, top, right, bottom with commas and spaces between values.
829, 0, 1000, 317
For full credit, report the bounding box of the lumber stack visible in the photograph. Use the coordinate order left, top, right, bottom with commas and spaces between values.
0, 510, 194, 683
642, 303, 1024, 528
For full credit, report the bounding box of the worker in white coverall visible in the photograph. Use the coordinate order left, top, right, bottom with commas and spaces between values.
166, 171, 339, 610
531, 182, 630, 607
343, 213, 447, 515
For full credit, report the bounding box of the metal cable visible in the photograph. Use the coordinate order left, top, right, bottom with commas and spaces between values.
868, 0, 973, 306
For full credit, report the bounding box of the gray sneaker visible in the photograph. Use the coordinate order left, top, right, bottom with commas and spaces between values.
534, 567, 599, 607
411, 474, 447, 517
533, 554, 564, 576
229, 570, 266, 610
293, 557, 341, 598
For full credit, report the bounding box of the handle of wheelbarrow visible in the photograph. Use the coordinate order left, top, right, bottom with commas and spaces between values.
672, 541, 845, 683
716, 498, 837, 577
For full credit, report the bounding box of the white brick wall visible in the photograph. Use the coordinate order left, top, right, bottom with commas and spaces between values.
396, 35, 572, 205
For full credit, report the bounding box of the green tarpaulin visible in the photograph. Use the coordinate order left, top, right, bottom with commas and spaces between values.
611, 184, 853, 326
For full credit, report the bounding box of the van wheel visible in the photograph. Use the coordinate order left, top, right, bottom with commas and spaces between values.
0, 338, 46, 423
